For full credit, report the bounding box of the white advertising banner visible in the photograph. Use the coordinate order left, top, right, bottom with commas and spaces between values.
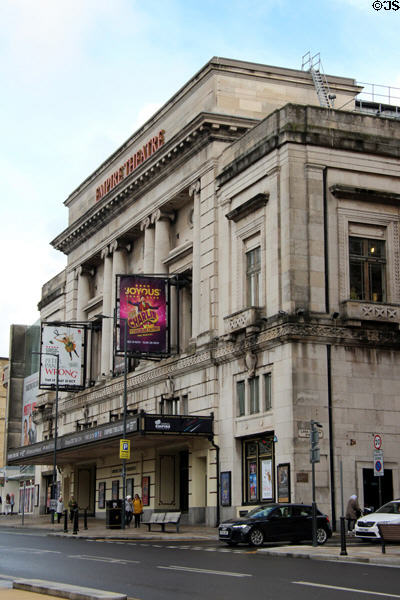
40, 324, 85, 389
21, 372, 39, 446
261, 458, 273, 500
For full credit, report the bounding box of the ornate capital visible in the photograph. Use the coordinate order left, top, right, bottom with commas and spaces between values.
101, 246, 110, 260
151, 209, 175, 224
110, 240, 132, 254
75, 265, 95, 279
189, 180, 201, 198
140, 216, 152, 231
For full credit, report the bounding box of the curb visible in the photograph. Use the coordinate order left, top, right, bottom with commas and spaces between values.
13, 578, 126, 600
257, 548, 400, 566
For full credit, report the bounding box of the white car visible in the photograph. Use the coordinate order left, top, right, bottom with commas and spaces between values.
355, 500, 400, 539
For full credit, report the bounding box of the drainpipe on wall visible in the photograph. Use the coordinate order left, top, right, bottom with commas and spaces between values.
208, 429, 220, 528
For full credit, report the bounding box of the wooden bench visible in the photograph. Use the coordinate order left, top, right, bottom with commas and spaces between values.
145, 511, 181, 533
377, 523, 400, 553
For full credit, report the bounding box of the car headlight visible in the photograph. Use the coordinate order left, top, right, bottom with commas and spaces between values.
232, 524, 251, 532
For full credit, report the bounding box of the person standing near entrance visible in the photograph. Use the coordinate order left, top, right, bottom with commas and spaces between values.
4, 494, 11, 515
68, 496, 78, 521
10, 494, 14, 515
346, 494, 361, 532
133, 494, 143, 528
125, 496, 133, 527
56, 496, 64, 524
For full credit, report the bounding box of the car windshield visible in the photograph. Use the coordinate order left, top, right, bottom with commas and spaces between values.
375, 502, 400, 514
245, 506, 277, 519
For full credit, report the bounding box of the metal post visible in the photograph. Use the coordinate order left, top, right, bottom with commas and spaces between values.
84, 508, 88, 530
378, 476, 383, 508
312, 459, 317, 547
22, 482, 26, 526
51, 353, 60, 525
73, 508, 79, 534
339, 459, 347, 555
121, 317, 127, 530
63, 509, 68, 533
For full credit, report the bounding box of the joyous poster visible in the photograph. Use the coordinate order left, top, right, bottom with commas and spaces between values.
21, 372, 39, 446
118, 275, 169, 356
40, 324, 85, 390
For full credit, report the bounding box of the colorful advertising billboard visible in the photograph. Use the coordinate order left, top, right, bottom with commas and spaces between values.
21, 372, 39, 446
118, 275, 170, 357
39, 324, 86, 391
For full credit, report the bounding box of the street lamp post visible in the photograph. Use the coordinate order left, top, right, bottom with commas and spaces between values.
34, 351, 59, 524
96, 314, 128, 530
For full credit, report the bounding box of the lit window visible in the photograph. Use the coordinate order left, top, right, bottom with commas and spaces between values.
246, 247, 261, 306
349, 237, 386, 302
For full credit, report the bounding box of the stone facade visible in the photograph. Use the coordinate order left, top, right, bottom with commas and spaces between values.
6, 58, 400, 527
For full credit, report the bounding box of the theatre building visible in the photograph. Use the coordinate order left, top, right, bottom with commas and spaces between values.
6, 57, 400, 526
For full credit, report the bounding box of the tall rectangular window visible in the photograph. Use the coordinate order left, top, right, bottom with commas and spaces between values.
237, 381, 245, 417
246, 246, 261, 306
249, 376, 259, 414
264, 373, 272, 411
349, 237, 386, 302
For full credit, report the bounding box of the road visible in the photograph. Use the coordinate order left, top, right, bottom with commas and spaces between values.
0, 527, 399, 599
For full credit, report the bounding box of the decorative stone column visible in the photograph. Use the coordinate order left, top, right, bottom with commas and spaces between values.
75, 266, 91, 322
189, 180, 201, 340
100, 246, 113, 378
151, 209, 174, 274
140, 217, 155, 273
110, 240, 130, 373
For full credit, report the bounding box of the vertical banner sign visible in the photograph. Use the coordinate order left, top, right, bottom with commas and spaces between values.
21, 372, 39, 446
39, 324, 86, 390
118, 275, 169, 357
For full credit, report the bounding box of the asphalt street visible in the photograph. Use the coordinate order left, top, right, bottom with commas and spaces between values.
0, 528, 399, 600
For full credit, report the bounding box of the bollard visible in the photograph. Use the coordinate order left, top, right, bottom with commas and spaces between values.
340, 516, 348, 556
84, 508, 88, 530
51, 509, 55, 525
72, 508, 79, 535
63, 509, 68, 533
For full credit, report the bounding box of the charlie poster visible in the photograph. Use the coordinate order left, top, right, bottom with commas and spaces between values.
118, 275, 169, 356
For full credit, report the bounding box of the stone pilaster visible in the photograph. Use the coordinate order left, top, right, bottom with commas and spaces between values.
140, 217, 155, 274
151, 209, 174, 274
100, 246, 113, 378
189, 180, 201, 339
75, 265, 91, 322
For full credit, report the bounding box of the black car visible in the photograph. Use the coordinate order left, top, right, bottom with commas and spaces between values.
218, 503, 332, 547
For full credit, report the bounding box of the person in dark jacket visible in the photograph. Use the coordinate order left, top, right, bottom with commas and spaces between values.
345, 494, 361, 532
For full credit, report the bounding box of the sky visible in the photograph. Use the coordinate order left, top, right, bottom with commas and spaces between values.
1, 0, 399, 357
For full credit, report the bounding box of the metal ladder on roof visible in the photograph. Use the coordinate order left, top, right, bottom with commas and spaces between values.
302, 51, 336, 109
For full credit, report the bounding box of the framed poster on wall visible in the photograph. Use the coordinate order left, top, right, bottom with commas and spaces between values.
98, 482, 106, 509
142, 476, 150, 506
277, 463, 291, 503
261, 458, 273, 501
220, 471, 231, 507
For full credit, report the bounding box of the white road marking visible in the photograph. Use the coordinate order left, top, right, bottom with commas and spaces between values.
70, 554, 140, 565
293, 581, 400, 598
158, 565, 252, 577
0, 547, 61, 555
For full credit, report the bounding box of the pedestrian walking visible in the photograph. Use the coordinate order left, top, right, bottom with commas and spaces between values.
68, 495, 78, 521
345, 494, 361, 532
4, 494, 11, 515
56, 495, 64, 524
133, 493, 143, 528
125, 495, 133, 527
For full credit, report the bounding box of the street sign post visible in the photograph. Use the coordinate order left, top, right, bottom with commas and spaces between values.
120, 439, 130, 460
374, 449, 384, 477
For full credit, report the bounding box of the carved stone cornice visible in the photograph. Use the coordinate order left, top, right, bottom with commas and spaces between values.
51, 112, 256, 256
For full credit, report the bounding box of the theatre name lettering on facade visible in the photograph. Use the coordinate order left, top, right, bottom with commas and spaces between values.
95, 130, 165, 202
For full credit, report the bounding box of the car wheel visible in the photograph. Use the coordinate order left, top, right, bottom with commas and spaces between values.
316, 527, 328, 545
249, 528, 264, 547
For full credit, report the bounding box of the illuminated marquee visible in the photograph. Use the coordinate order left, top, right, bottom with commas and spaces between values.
96, 130, 165, 202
